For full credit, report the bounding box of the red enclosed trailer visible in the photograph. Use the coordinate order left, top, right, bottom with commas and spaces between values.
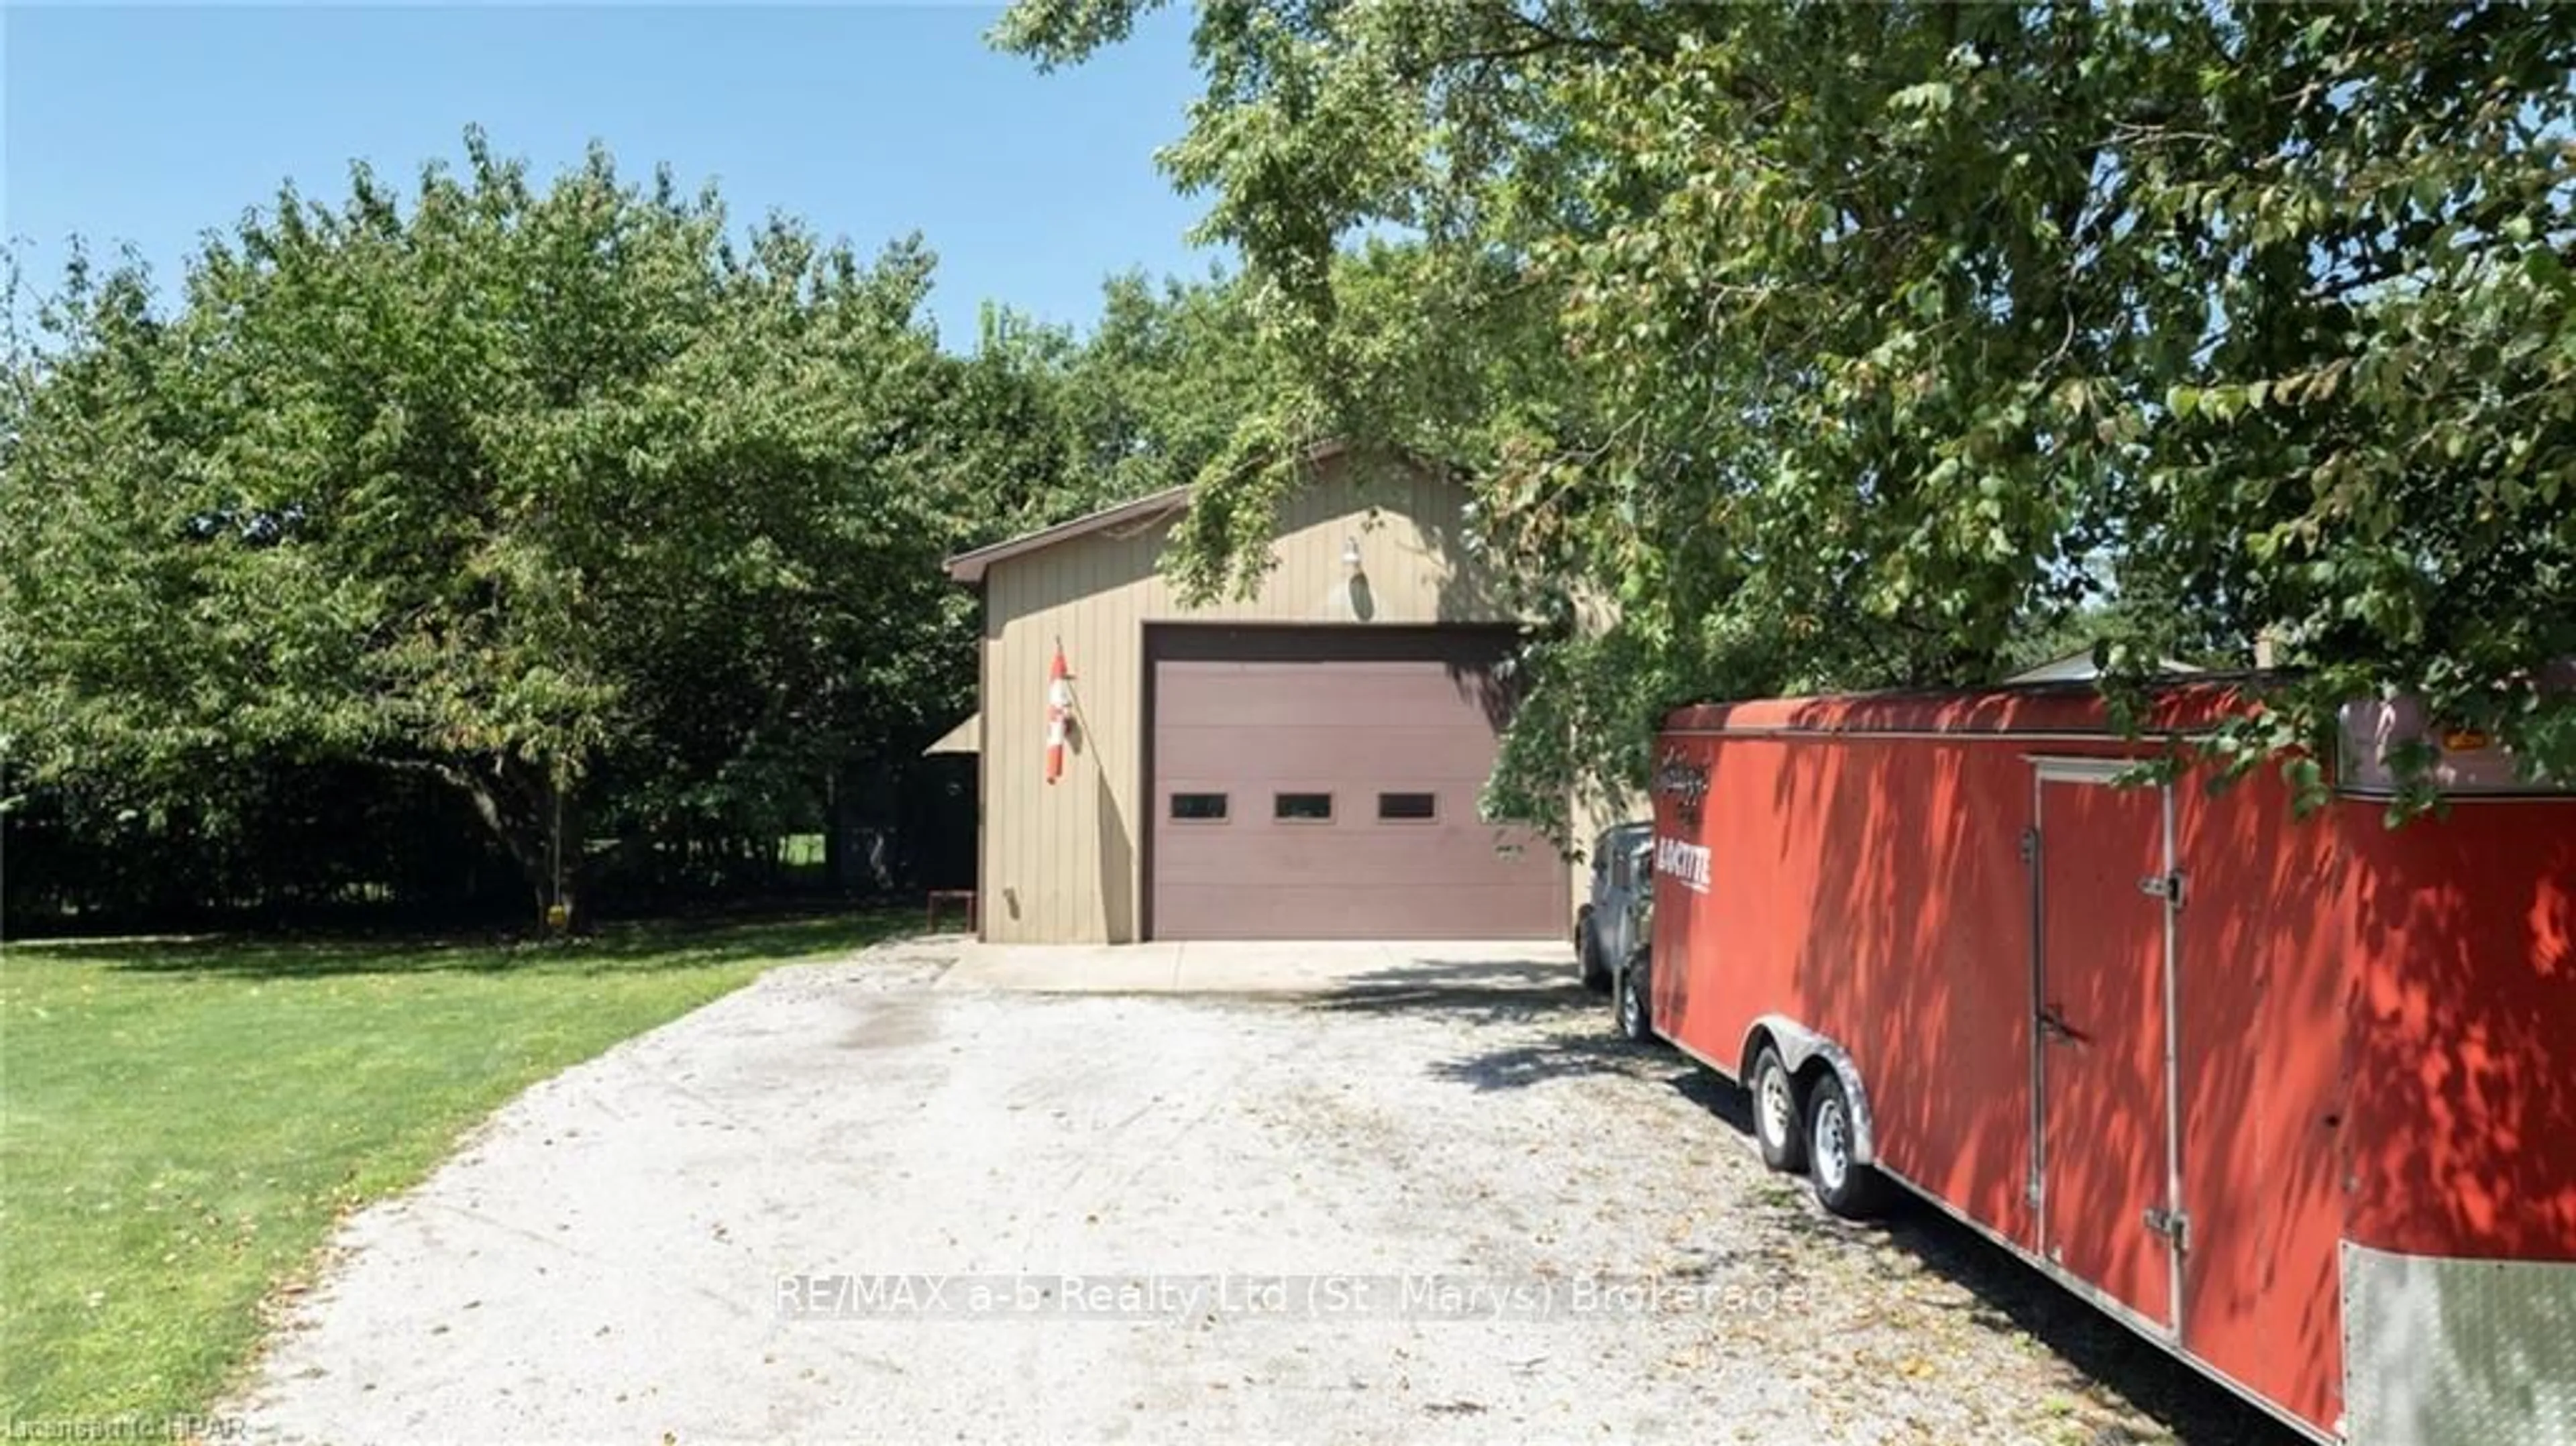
1622, 675, 2574, 1445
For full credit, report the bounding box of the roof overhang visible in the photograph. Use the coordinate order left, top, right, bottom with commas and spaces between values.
943, 485, 1193, 586
922, 712, 980, 756
940, 437, 1436, 586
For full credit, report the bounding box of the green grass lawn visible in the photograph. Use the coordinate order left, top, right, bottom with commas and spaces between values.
0, 912, 911, 1430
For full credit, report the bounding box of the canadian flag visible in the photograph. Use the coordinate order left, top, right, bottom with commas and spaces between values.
1045, 644, 1072, 785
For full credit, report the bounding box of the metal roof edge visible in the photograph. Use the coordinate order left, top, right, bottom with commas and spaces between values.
942, 484, 1195, 585
939, 437, 1449, 586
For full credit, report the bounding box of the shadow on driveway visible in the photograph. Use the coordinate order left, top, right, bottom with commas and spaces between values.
1301, 954, 1581, 1017
1307, 954, 2303, 1446
1302, 952, 1649, 1089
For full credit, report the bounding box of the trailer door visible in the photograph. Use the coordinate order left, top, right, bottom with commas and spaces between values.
2033, 761, 2180, 1337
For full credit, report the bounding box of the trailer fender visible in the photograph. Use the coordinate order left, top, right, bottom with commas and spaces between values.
1741, 1015, 1880, 1166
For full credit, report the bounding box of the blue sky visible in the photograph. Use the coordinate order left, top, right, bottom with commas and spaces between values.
2, 2, 1222, 349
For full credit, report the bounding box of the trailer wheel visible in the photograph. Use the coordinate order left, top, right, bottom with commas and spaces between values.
1750, 1046, 1807, 1174
1804, 1072, 1890, 1219
1615, 950, 1652, 1042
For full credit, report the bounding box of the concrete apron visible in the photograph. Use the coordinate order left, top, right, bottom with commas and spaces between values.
935, 938, 1574, 996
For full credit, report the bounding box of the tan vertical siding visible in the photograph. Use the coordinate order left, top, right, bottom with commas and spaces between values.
975, 455, 1536, 943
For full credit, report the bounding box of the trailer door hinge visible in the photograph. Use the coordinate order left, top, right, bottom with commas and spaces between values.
2145, 1206, 2190, 1252
2019, 827, 2039, 865
2138, 871, 2184, 906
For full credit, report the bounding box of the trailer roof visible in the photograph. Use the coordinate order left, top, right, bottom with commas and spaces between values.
1660, 673, 2270, 739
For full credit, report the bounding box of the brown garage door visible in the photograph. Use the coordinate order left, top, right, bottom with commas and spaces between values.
1147, 625, 1569, 940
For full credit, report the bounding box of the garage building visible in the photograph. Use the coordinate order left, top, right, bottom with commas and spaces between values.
938, 443, 1580, 944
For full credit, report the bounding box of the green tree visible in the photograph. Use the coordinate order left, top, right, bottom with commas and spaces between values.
1, 131, 963, 925
930, 262, 1305, 565
996, 0, 2576, 830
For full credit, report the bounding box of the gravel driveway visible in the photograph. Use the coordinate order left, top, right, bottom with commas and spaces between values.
226, 942, 2300, 1446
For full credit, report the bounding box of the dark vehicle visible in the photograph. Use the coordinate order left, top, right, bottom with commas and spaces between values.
1574, 821, 1651, 994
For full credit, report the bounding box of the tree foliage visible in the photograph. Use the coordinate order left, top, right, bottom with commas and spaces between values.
943, 265, 1275, 543
2, 131, 966, 921
996, 0, 2576, 834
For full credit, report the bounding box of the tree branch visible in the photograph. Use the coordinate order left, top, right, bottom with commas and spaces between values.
1395, 3, 1677, 81
378, 754, 545, 880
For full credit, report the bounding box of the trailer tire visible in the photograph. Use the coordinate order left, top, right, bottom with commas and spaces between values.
1750, 1046, 1807, 1174
1614, 950, 1653, 1042
1577, 915, 1611, 993
1804, 1072, 1890, 1219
